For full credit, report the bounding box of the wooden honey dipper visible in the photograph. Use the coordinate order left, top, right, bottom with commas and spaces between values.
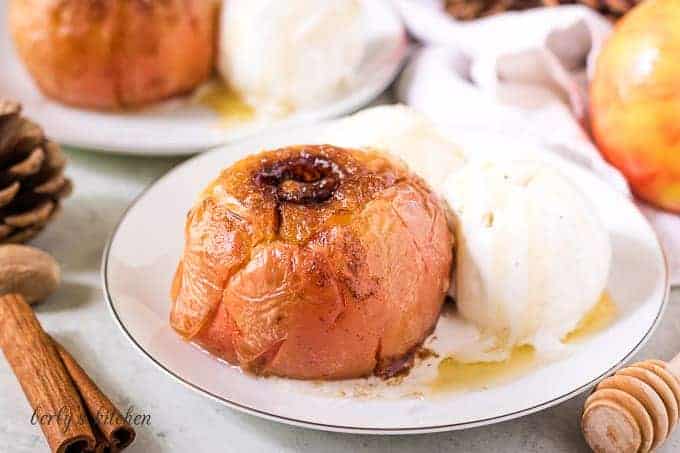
582, 356, 680, 453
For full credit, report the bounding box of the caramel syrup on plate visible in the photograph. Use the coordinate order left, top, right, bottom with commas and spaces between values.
432, 345, 537, 392
432, 293, 617, 393
194, 82, 254, 124
563, 292, 617, 344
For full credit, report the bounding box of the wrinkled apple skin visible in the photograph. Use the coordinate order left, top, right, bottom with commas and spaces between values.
590, 0, 680, 212
170, 145, 453, 380
9, 0, 218, 109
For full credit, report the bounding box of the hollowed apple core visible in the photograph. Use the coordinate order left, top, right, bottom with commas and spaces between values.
254, 152, 344, 204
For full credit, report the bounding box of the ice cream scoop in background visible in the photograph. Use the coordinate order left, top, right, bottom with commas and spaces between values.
444, 160, 612, 361
218, 0, 365, 115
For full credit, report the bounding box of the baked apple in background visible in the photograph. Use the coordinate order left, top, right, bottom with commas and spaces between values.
170, 145, 453, 380
9, 0, 218, 109
590, 0, 680, 213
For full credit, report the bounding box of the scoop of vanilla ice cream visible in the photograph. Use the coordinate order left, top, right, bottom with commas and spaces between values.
218, 0, 364, 113
327, 105, 465, 193
444, 160, 611, 360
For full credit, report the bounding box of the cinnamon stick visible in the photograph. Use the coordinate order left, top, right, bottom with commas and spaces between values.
51, 338, 136, 451
88, 414, 114, 453
0, 294, 95, 453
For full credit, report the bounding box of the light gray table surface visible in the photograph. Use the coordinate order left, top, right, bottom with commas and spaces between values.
0, 146, 678, 453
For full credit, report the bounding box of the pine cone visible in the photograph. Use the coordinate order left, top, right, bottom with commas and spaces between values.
445, 0, 643, 21
0, 100, 72, 243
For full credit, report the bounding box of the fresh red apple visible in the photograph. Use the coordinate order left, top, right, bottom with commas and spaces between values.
590, 0, 680, 213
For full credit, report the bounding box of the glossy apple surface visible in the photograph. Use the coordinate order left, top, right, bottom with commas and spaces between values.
590, 0, 680, 212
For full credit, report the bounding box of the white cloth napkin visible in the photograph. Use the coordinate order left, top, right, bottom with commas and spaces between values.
392, 0, 680, 285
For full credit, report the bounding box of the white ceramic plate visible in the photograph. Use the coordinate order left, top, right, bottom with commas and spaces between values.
0, 0, 406, 155
103, 122, 669, 434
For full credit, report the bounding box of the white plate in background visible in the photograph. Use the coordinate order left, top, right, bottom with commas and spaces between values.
0, 0, 406, 155
103, 122, 669, 433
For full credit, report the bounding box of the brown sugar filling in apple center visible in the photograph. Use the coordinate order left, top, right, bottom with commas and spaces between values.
254, 153, 345, 204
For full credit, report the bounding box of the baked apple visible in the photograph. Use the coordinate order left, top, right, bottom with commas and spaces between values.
9, 0, 218, 109
170, 145, 453, 380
